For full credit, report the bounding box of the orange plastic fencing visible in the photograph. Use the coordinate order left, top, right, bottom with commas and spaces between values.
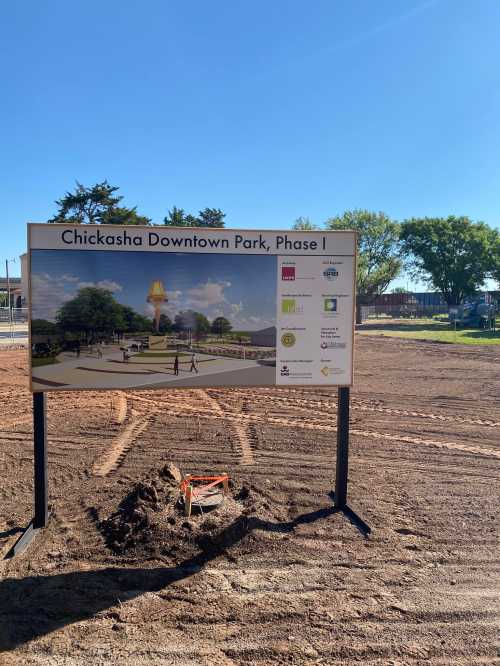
179, 474, 229, 499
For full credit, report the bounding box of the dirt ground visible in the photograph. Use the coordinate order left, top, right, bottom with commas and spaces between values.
0, 335, 499, 665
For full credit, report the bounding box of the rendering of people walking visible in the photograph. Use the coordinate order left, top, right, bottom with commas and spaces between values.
190, 352, 198, 373
173, 354, 179, 376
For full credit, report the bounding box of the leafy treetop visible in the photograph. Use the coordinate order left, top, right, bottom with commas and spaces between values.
48, 181, 151, 225
163, 207, 225, 228
400, 216, 496, 305
325, 210, 402, 308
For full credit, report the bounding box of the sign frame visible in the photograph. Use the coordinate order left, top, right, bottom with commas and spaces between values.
27, 223, 357, 393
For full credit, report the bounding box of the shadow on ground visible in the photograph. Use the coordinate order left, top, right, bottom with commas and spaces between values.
0, 502, 368, 652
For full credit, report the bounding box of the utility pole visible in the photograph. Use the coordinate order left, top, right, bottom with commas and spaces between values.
6, 259, 12, 330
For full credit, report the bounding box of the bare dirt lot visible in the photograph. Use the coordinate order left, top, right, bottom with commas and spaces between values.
0, 335, 499, 665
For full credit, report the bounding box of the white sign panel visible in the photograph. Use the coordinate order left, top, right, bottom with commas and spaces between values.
28, 224, 356, 392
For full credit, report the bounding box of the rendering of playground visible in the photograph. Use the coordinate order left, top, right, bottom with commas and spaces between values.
30, 250, 278, 390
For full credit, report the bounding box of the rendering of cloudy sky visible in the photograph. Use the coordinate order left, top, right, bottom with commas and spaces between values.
30, 250, 276, 331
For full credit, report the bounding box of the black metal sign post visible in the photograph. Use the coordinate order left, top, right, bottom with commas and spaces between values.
334, 386, 350, 509
332, 386, 371, 536
6, 392, 49, 558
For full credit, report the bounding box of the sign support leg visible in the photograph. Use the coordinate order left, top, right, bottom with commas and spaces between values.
4, 392, 49, 558
331, 386, 371, 536
334, 386, 350, 508
33, 392, 49, 528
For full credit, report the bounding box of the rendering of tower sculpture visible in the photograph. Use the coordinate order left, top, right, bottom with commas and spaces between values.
147, 280, 167, 332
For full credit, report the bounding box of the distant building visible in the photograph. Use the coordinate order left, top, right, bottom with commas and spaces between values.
249, 326, 276, 347
0, 276, 23, 308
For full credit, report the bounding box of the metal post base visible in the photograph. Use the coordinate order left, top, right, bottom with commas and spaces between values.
329, 492, 371, 537
3, 518, 49, 559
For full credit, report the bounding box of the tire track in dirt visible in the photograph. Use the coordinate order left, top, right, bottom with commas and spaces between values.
113, 392, 128, 424
92, 414, 152, 477
133, 390, 256, 466
154, 401, 500, 461
205, 391, 256, 466
211, 388, 500, 428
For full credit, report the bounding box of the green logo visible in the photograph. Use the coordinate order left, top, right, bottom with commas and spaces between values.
282, 298, 296, 314
324, 298, 337, 313
281, 332, 296, 347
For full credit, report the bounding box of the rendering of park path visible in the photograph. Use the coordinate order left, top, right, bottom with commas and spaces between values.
31, 344, 276, 390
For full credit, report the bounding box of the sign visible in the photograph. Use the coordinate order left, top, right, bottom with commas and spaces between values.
28, 224, 356, 392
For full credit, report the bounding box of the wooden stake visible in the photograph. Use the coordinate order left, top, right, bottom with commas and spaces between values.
185, 485, 193, 517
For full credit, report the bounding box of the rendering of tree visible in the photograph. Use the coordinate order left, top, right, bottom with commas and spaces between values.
163, 206, 226, 228
31, 319, 60, 335
158, 313, 172, 334
325, 210, 402, 321
56, 287, 126, 340
400, 216, 496, 305
211, 316, 232, 336
119, 305, 153, 333
47, 181, 149, 225
173, 310, 210, 339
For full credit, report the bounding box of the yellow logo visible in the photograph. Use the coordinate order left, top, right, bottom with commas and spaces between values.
281, 332, 296, 348
321, 366, 330, 376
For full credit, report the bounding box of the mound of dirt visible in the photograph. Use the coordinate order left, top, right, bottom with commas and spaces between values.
99, 464, 286, 564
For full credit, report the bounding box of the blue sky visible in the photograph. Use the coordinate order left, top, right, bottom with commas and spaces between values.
30, 250, 277, 330
3, 1, 500, 289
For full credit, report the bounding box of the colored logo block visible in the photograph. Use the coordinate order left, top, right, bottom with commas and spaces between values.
281, 332, 296, 347
281, 266, 295, 281
282, 298, 296, 314
324, 298, 337, 313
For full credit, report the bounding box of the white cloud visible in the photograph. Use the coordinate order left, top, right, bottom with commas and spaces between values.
186, 280, 230, 308
31, 273, 74, 321
77, 280, 123, 292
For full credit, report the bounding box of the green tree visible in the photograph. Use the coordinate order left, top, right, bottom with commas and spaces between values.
391, 286, 409, 294
31, 319, 60, 335
173, 310, 210, 339
100, 206, 151, 226
48, 181, 149, 225
211, 316, 232, 337
158, 313, 172, 334
163, 206, 226, 227
325, 210, 402, 321
118, 305, 153, 333
400, 216, 495, 305
56, 287, 126, 340
292, 216, 319, 230
491, 230, 500, 288
197, 208, 225, 228
163, 206, 188, 226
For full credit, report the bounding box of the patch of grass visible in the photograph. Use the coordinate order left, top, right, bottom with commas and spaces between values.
31, 356, 60, 367
135, 352, 189, 358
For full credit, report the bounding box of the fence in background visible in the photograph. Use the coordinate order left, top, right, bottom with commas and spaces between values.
360, 304, 449, 321
0, 307, 29, 324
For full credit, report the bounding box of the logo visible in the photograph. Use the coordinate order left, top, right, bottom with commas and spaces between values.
281, 266, 295, 281
280, 365, 290, 376
282, 298, 304, 314
324, 298, 337, 313
323, 266, 338, 281
321, 366, 330, 377
320, 341, 346, 349
281, 332, 296, 347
